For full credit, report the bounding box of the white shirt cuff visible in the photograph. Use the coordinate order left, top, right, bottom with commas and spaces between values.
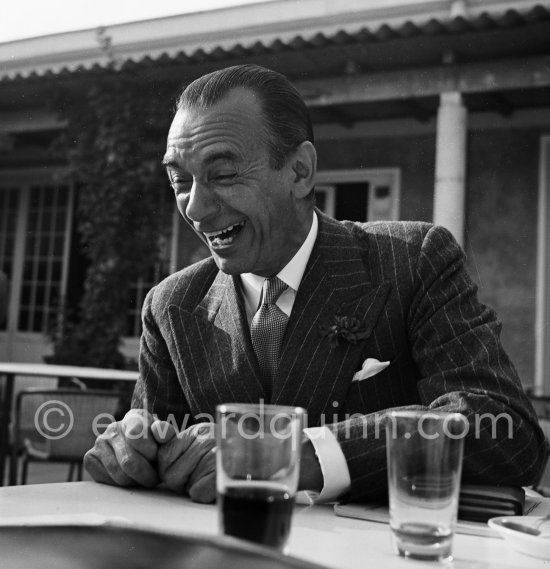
296, 426, 351, 504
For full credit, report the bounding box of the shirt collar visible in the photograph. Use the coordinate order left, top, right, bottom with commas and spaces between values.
241, 211, 318, 298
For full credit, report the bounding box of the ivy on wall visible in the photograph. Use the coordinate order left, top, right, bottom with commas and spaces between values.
49, 72, 176, 369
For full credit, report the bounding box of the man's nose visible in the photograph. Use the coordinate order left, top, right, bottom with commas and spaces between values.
185, 181, 219, 222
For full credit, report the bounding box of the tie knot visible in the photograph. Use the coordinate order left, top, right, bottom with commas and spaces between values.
262, 277, 287, 305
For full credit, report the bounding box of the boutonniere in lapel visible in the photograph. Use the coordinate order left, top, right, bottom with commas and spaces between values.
320, 315, 369, 349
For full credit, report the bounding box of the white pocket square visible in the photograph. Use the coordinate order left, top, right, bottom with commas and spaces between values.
352, 358, 390, 382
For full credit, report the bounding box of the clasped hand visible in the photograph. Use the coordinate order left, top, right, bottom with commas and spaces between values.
83, 409, 217, 503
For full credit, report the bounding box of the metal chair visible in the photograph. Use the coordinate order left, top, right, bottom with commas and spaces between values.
12, 388, 121, 485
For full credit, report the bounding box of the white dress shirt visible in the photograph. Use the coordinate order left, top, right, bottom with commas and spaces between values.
240, 212, 351, 503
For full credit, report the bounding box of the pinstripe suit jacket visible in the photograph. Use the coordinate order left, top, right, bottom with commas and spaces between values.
133, 211, 546, 501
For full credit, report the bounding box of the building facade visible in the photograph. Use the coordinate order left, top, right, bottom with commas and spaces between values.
0, 0, 549, 394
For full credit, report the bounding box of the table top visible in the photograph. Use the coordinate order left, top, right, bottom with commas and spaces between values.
0, 362, 138, 382
0, 482, 547, 569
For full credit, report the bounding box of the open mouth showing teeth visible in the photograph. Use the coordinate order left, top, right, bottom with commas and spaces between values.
204, 221, 246, 247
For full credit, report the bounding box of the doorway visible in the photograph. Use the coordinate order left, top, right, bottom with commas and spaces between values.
315, 168, 400, 222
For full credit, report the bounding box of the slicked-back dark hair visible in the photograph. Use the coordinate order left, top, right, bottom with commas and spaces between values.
176, 64, 314, 170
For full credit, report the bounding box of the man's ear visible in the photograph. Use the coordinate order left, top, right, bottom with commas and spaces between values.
290, 141, 317, 199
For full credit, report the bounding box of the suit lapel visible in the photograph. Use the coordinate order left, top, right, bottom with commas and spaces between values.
168, 271, 263, 417
210, 272, 265, 399
273, 212, 390, 426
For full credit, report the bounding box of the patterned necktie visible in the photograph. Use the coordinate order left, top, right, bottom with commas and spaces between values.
250, 277, 289, 395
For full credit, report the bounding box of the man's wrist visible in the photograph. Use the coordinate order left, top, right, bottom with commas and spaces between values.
298, 438, 323, 492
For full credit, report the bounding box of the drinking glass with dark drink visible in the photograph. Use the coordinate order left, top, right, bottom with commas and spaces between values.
216, 403, 305, 551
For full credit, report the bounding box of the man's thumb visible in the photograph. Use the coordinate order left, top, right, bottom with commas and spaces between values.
151, 419, 178, 444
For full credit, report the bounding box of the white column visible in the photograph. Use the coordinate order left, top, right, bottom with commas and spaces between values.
433, 91, 467, 247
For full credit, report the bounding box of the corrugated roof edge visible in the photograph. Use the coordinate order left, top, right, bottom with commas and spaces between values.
0, 1, 548, 83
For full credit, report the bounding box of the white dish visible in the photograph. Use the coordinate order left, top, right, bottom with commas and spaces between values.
488, 516, 550, 561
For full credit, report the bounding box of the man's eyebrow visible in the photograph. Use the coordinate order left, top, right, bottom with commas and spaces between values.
161, 150, 239, 169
